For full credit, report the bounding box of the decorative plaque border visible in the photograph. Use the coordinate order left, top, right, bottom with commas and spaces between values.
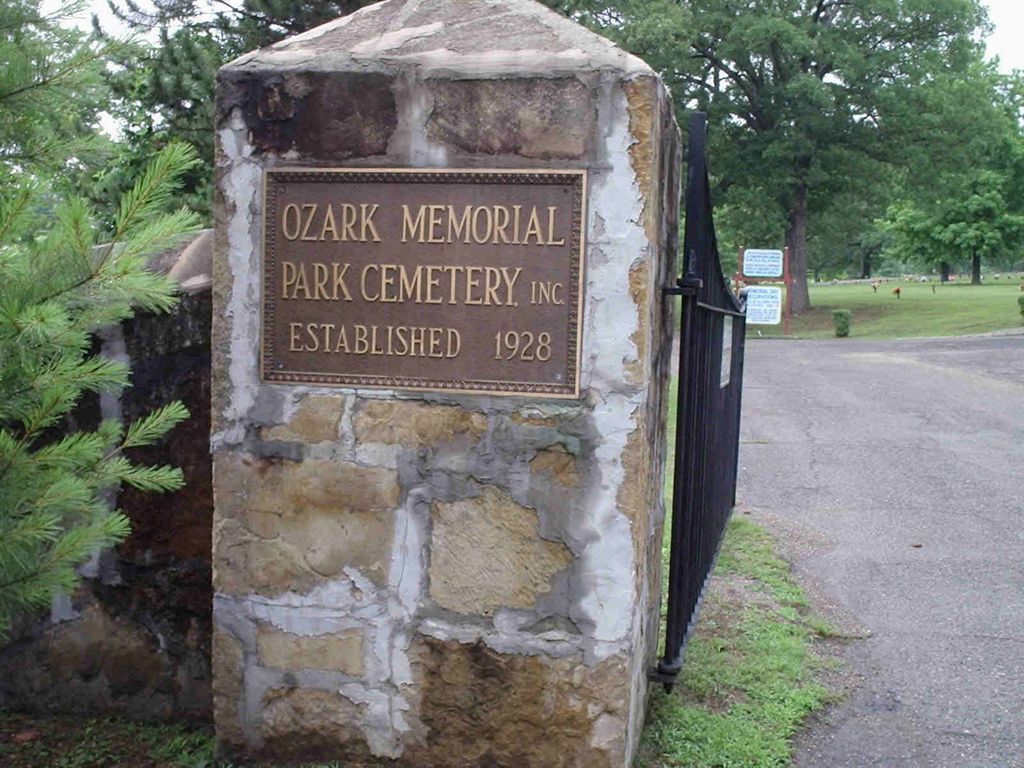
260, 167, 587, 399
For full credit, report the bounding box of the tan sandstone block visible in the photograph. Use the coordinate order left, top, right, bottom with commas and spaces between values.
214, 517, 315, 595
426, 78, 594, 159
212, 626, 245, 747
407, 637, 630, 767
354, 400, 486, 446
509, 410, 562, 428
256, 627, 364, 676
262, 395, 345, 442
216, 454, 398, 514
618, 418, 658, 606
624, 76, 659, 226
624, 75, 661, 389
214, 454, 398, 593
259, 687, 372, 762
626, 260, 652, 384
429, 486, 572, 616
529, 444, 580, 487
617, 419, 649, 526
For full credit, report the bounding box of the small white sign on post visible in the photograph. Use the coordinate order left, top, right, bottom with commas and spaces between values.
743, 249, 784, 278
745, 286, 782, 325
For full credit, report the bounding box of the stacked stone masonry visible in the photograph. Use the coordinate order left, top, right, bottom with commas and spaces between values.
213, 0, 679, 765
0, 233, 215, 721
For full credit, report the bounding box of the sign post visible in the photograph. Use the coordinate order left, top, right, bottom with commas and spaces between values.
783, 246, 792, 336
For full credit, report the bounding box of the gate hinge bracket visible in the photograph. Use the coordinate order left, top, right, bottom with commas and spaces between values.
663, 275, 702, 297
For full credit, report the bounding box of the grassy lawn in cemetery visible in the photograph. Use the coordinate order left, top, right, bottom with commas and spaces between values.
752, 280, 1024, 339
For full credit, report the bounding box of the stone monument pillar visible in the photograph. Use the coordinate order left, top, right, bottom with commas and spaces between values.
211, 1, 679, 764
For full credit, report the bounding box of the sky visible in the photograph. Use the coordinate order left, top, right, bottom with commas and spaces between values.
983, 0, 1024, 72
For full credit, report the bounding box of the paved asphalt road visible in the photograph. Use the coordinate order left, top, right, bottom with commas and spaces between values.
737, 333, 1024, 768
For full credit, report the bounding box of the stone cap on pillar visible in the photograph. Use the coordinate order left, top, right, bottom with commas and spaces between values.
222, 0, 652, 77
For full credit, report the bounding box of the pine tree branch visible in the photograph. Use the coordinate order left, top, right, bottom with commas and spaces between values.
0, 50, 104, 104
208, 0, 263, 24
0, 188, 34, 243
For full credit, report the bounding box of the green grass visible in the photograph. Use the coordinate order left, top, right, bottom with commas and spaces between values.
0, 711, 364, 767
753, 280, 1024, 339
0, 710, 380, 768
639, 518, 834, 768
644, 375, 835, 767
715, 519, 808, 610
0, 714, 216, 768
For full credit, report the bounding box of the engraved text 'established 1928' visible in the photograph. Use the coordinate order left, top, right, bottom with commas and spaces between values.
262, 169, 586, 397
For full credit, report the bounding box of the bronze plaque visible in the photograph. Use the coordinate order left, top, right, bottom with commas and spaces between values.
261, 168, 586, 398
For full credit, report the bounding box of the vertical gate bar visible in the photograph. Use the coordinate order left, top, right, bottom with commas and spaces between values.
730, 314, 747, 506
689, 113, 710, 636
661, 281, 695, 674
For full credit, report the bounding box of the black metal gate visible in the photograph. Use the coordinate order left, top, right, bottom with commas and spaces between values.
653, 113, 747, 689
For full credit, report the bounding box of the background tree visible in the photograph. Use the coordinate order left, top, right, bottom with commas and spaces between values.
95, 0, 375, 220
801, 179, 898, 282
0, 143, 199, 638
90, 30, 219, 223
884, 167, 1024, 283
550, 0, 991, 310
882, 64, 1024, 283
0, 0, 109, 187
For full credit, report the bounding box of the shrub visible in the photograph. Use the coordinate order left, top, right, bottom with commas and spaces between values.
1018, 294, 1024, 323
0, 144, 199, 638
831, 309, 852, 337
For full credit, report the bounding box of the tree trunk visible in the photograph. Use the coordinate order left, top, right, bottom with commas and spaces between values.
972, 254, 981, 284
940, 261, 950, 282
785, 184, 811, 313
861, 253, 872, 279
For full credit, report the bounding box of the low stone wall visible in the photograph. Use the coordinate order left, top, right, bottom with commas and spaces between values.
0, 232, 215, 722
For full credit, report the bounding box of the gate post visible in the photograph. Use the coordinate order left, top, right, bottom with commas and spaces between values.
211, 2, 680, 764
